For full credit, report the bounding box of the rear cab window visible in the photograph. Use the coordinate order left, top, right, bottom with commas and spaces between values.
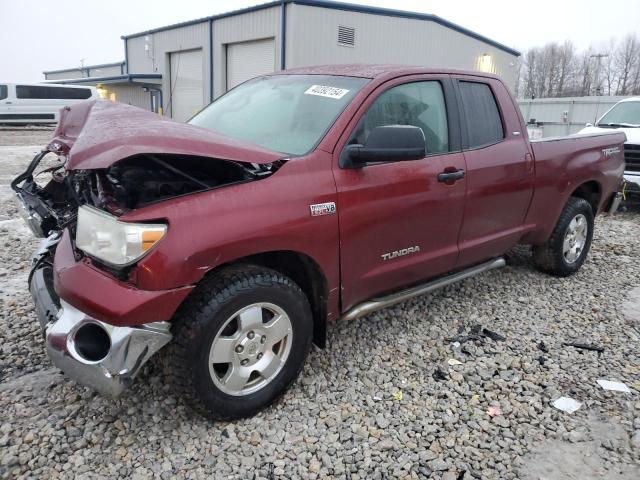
458, 81, 504, 149
16, 85, 92, 100
0, 85, 7, 100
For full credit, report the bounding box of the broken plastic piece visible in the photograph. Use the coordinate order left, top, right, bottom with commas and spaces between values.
537, 341, 549, 353
433, 368, 448, 381
393, 390, 403, 401
552, 396, 582, 413
447, 358, 463, 366
562, 342, 604, 353
446, 324, 506, 344
596, 380, 631, 393
482, 328, 506, 342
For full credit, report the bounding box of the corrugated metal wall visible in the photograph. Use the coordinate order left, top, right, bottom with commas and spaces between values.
108, 84, 151, 110
286, 4, 519, 90
212, 6, 281, 98
517, 96, 629, 137
119, 3, 521, 115
44, 70, 84, 81
127, 21, 211, 116
88, 64, 123, 77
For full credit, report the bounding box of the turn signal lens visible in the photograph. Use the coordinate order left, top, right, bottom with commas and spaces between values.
76, 206, 167, 267
141, 230, 165, 251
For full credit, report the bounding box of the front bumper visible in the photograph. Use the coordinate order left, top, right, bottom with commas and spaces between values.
46, 301, 171, 396
31, 256, 172, 396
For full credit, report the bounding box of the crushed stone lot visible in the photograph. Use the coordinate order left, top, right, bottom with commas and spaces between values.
1, 127, 639, 479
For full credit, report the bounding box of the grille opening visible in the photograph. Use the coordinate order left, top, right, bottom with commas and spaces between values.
338, 26, 355, 47
74, 323, 111, 362
624, 144, 640, 172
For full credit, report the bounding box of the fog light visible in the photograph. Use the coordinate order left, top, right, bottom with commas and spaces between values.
73, 323, 111, 362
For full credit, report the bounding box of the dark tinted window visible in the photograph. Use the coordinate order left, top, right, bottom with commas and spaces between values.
16, 85, 92, 100
0, 85, 7, 100
459, 81, 504, 148
351, 81, 449, 155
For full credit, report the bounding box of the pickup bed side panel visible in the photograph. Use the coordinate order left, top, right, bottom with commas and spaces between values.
522, 132, 625, 244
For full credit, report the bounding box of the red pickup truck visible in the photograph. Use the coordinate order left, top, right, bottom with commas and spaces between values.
13, 65, 625, 419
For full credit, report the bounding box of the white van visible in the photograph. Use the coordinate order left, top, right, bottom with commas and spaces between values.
0, 83, 98, 125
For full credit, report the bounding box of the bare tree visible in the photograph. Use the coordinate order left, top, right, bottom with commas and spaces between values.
515, 32, 640, 98
615, 34, 640, 94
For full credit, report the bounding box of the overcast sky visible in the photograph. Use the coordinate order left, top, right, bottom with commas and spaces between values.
1, 0, 639, 82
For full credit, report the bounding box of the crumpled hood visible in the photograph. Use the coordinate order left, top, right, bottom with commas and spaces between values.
51, 100, 284, 170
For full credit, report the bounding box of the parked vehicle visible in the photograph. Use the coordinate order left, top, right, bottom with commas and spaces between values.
0, 83, 97, 124
13, 65, 625, 419
579, 97, 640, 205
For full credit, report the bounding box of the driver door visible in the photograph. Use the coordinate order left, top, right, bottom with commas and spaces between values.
332, 76, 467, 311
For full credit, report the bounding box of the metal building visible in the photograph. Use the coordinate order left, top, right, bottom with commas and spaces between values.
44, 0, 520, 121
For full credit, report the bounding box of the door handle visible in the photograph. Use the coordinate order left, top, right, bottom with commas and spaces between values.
437, 169, 465, 183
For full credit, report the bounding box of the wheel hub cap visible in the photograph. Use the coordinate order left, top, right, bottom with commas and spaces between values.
563, 214, 588, 264
208, 303, 293, 396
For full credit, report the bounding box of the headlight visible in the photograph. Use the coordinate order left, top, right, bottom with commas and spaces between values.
75, 206, 167, 267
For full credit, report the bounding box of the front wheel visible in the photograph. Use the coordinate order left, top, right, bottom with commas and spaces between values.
162, 265, 313, 420
533, 197, 594, 277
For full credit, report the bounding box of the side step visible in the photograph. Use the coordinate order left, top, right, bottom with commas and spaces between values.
340, 257, 506, 321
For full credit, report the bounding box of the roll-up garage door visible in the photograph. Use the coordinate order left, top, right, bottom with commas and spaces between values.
169, 49, 204, 122
226, 38, 276, 90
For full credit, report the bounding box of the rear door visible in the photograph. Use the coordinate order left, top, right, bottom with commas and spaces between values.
333, 75, 467, 310
452, 76, 534, 267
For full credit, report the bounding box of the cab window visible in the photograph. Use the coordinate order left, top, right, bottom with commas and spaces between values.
0, 85, 7, 101
458, 81, 504, 148
350, 81, 449, 156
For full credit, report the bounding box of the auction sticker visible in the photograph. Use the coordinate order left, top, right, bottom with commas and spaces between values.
304, 85, 349, 99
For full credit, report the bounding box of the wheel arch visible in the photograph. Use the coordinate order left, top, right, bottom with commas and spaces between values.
201, 250, 329, 349
570, 180, 602, 214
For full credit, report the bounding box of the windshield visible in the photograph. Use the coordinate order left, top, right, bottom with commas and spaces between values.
597, 101, 640, 127
190, 74, 369, 156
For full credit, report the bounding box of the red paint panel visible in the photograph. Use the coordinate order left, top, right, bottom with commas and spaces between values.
53, 230, 193, 326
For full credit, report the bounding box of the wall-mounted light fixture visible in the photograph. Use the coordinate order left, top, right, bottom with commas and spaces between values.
477, 53, 494, 73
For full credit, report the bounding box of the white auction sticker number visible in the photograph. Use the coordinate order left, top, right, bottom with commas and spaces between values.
304, 85, 350, 99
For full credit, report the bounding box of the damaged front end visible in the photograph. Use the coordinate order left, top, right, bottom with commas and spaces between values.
13, 147, 278, 237
13, 142, 281, 396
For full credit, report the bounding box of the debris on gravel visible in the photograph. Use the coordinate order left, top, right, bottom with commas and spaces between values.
1, 129, 639, 479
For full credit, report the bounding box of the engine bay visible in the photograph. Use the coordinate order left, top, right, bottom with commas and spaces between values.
12, 151, 280, 237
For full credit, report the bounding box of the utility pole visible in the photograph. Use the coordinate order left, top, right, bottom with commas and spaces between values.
590, 53, 609, 96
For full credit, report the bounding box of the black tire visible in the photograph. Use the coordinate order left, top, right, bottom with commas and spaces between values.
533, 197, 594, 277
161, 265, 313, 420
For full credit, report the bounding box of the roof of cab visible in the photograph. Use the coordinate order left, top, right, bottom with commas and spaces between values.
273, 63, 502, 81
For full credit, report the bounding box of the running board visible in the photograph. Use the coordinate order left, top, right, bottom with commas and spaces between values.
340, 257, 506, 321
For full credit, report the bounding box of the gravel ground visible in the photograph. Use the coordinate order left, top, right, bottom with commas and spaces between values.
1, 128, 639, 479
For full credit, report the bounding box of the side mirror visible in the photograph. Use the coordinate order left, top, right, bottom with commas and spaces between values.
347, 125, 426, 164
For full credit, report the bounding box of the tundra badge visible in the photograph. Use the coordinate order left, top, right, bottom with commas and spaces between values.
309, 202, 336, 216
381, 246, 421, 261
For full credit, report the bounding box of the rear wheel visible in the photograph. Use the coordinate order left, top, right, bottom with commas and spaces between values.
162, 265, 313, 420
533, 197, 594, 277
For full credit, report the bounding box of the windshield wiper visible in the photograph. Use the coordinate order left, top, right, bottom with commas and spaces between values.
597, 122, 640, 128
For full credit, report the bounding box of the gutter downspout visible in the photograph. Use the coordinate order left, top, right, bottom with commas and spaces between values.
280, 0, 287, 70
209, 18, 214, 102
124, 38, 129, 74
